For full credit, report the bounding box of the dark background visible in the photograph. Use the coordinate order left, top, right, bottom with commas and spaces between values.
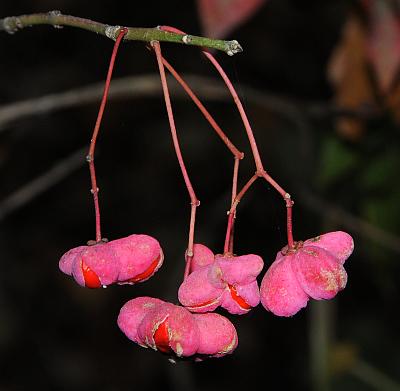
1, 1, 399, 390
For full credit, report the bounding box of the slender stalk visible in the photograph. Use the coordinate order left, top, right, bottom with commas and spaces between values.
87, 27, 127, 242
161, 57, 243, 160
152, 41, 200, 278
0, 12, 242, 55
224, 174, 258, 253
228, 157, 240, 253
160, 25, 296, 249
160, 55, 244, 254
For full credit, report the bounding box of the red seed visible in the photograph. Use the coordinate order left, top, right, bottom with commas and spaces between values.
153, 319, 172, 353
127, 254, 161, 283
81, 260, 101, 288
228, 284, 251, 310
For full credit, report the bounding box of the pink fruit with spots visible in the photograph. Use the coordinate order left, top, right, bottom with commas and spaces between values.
71, 243, 119, 288
260, 231, 353, 316
189, 243, 215, 272
58, 234, 164, 288
214, 254, 264, 286
178, 252, 264, 314
304, 231, 354, 265
117, 297, 164, 344
291, 246, 347, 300
58, 245, 86, 276
137, 302, 200, 357
178, 266, 223, 312
260, 252, 308, 317
221, 280, 261, 315
109, 234, 163, 284
193, 312, 238, 357
117, 297, 239, 359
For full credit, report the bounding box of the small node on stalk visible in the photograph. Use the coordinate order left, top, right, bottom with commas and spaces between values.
48, 10, 63, 28
90, 187, 99, 194
48, 10, 62, 16
85, 155, 92, 162
226, 40, 243, 56
105, 25, 122, 41
2, 17, 22, 34
182, 35, 192, 44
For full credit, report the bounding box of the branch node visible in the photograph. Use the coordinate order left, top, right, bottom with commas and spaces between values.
2, 17, 21, 34
182, 35, 192, 44
105, 25, 122, 41
226, 40, 243, 56
90, 187, 99, 194
47, 11, 63, 29
48, 10, 62, 16
284, 193, 294, 207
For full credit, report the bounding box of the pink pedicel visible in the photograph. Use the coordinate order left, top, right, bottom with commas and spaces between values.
118, 297, 238, 359
260, 231, 354, 317
58, 234, 163, 288
178, 244, 264, 314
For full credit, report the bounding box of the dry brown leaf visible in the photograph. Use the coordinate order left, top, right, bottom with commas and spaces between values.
327, 13, 376, 141
366, 0, 400, 95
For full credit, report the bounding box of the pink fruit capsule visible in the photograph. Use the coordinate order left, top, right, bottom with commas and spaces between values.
260, 231, 353, 317
137, 302, 200, 357
214, 254, 264, 286
59, 245, 86, 276
304, 231, 354, 265
260, 254, 309, 317
221, 280, 261, 315
178, 266, 223, 312
117, 296, 164, 344
291, 246, 347, 300
193, 313, 238, 357
110, 234, 164, 284
189, 243, 215, 273
71, 243, 119, 288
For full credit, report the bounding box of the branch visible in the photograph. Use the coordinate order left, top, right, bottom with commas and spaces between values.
0, 11, 243, 56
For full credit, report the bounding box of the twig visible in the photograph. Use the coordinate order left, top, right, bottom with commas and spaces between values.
0, 11, 242, 56
0, 148, 85, 222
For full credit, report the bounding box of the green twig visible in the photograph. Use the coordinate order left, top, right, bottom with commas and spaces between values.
0, 11, 243, 55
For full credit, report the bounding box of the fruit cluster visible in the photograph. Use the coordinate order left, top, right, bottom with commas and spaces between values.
59, 234, 163, 288
58, 27, 354, 361
118, 297, 237, 360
